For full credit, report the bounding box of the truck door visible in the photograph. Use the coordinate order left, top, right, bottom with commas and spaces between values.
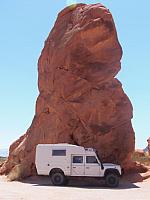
85, 156, 100, 176
71, 155, 84, 176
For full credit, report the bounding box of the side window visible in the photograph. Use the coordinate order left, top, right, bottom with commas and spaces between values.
52, 150, 66, 156
72, 156, 83, 163
86, 156, 98, 164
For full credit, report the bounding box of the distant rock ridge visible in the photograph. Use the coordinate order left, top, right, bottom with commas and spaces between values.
0, 3, 135, 178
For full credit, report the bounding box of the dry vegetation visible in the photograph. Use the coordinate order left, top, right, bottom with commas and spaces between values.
0, 157, 6, 165
132, 151, 150, 166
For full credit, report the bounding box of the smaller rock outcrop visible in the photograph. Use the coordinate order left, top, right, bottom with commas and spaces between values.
147, 137, 150, 155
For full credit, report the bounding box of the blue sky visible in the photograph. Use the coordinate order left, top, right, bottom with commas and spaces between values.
0, 0, 150, 149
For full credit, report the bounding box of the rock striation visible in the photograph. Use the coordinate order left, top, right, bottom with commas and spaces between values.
0, 3, 135, 178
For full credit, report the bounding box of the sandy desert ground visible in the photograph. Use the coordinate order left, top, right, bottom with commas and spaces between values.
0, 175, 150, 200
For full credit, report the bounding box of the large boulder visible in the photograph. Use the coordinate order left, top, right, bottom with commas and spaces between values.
0, 3, 135, 178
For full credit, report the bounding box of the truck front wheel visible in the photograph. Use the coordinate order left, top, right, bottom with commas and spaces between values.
105, 173, 119, 188
51, 172, 66, 186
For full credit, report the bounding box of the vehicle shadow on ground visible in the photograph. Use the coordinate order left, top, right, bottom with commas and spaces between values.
22, 176, 140, 190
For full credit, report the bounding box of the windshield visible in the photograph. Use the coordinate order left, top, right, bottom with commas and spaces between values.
96, 151, 102, 162
95, 150, 104, 169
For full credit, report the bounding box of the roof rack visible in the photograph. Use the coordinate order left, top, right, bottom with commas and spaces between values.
85, 148, 95, 152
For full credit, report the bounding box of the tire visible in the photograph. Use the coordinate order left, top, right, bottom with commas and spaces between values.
51, 172, 66, 186
105, 173, 119, 188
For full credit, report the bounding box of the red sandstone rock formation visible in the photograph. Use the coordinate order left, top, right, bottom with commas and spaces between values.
0, 3, 135, 178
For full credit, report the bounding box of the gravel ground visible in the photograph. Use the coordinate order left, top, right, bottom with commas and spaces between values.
0, 175, 150, 200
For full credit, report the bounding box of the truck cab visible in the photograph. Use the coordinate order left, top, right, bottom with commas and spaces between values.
35, 143, 123, 187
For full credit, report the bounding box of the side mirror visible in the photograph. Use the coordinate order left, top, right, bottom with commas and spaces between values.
101, 165, 104, 170
100, 163, 104, 170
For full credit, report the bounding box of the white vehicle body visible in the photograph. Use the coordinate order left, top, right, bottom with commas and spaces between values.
35, 143, 122, 178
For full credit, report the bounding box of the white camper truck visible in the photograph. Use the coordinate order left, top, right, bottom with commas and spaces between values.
35, 143, 123, 187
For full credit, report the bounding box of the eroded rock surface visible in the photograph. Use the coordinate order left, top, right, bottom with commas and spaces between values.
0, 3, 135, 177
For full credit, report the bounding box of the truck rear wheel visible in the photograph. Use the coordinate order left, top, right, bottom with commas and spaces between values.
51, 172, 66, 186
105, 173, 119, 188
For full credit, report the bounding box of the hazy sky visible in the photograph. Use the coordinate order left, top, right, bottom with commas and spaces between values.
0, 0, 150, 149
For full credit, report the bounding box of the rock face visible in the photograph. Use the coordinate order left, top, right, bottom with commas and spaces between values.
0, 3, 135, 177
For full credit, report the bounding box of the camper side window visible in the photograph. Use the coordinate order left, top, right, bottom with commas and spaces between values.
52, 150, 66, 156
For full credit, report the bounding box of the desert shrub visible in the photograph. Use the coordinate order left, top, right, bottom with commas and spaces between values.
0, 157, 6, 165
132, 152, 150, 166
